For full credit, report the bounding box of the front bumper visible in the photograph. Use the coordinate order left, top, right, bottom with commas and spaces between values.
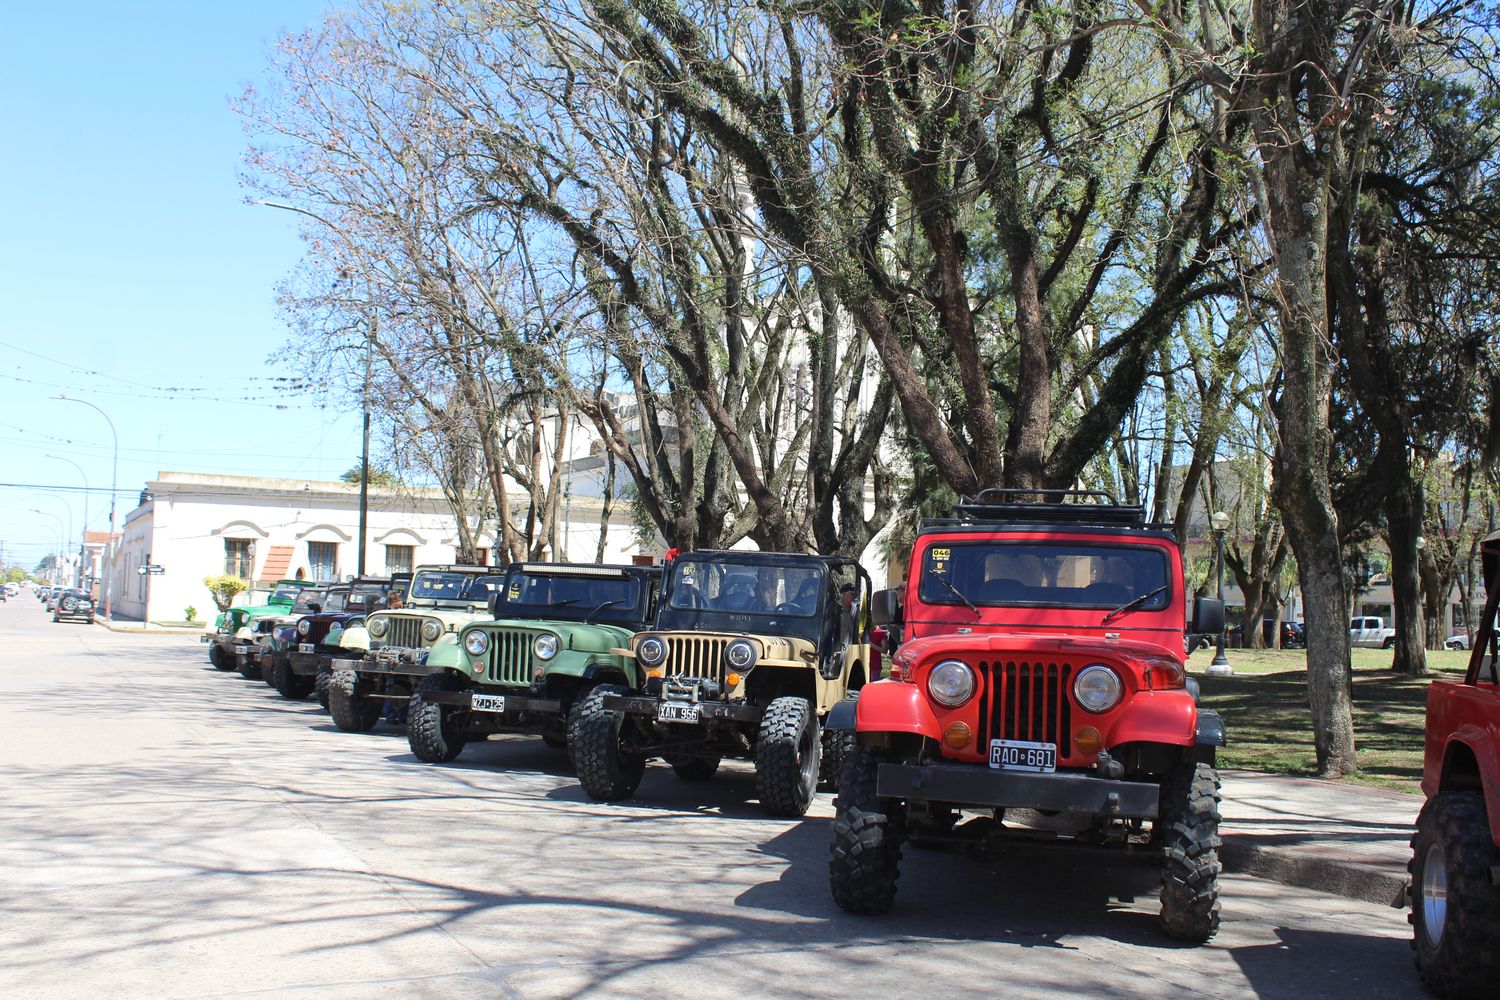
875, 762, 1160, 819
605, 694, 763, 724
419, 690, 563, 715
346, 648, 434, 678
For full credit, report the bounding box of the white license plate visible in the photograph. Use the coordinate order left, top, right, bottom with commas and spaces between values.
988, 739, 1057, 773
234, 645, 250, 655
657, 702, 701, 723
298, 643, 315, 653
470, 693, 506, 713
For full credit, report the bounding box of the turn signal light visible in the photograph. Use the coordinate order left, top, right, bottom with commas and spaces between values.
725, 672, 742, 689
1074, 726, 1104, 755
943, 722, 972, 750
647, 667, 663, 679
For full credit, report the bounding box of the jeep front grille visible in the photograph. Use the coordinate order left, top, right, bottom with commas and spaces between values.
977, 661, 1074, 750
305, 620, 332, 644
483, 629, 536, 687
383, 616, 430, 649
663, 636, 728, 682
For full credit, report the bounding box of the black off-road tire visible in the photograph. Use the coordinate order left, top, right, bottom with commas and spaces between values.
261, 656, 281, 687
328, 669, 381, 733
315, 666, 332, 710
667, 754, 721, 781
209, 644, 235, 671
237, 655, 262, 681
829, 744, 904, 913
1157, 760, 1222, 942
755, 695, 821, 817
574, 684, 645, 801
820, 727, 855, 790
408, 673, 469, 763
270, 659, 315, 700
1410, 791, 1500, 998
1383, 636, 1396, 649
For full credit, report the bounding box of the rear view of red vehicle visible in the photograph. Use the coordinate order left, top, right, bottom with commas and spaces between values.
1410, 529, 1500, 998
827, 490, 1227, 941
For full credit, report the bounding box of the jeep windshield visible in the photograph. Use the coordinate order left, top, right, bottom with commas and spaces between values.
269, 585, 305, 604
344, 585, 389, 612
656, 555, 829, 642
290, 589, 335, 615
500, 567, 646, 625
406, 570, 504, 607
919, 542, 1170, 611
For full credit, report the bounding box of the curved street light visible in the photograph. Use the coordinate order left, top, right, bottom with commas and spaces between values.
46, 454, 89, 587
28, 508, 68, 585
251, 198, 375, 576
54, 395, 118, 619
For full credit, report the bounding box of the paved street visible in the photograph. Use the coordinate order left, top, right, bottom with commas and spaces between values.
0, 598, 1424, 999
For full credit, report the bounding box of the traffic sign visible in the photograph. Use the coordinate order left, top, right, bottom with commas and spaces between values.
137, 564, 166, 576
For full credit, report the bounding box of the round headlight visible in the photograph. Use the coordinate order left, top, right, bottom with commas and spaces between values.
637, 636, 666, 666
927, 660, 976, 707
1074, 664, 1124, 713
534, 633, 559, 660
297, 619, 311, 636
725, 639, 756, 669
464, 630, 490, 656
421, 619, 443, 642
367, 615, 388, 638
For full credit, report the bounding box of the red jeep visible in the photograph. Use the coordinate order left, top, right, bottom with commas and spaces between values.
827, 490, 1227, 941
1410, 529, 1500, 998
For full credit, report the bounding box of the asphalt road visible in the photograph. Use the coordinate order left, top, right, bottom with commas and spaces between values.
0, 596, 1426, 999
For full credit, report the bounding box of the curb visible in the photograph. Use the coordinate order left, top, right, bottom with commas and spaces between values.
96, 620, 207, 637
1222, 839, 1410, 908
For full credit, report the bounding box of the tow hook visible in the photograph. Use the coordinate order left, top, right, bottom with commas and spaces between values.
1094, 751, 1124, 780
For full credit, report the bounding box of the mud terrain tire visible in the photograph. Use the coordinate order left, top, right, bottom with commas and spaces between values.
1157, 761, 1222, 942
270, 659, 314, 700
408, 673, 469, 763
328, 669, 381, 733
829, 745, 903, 914
1410, 791, 1500, 999
755, 695, 820, 817
574, 684, 645, 801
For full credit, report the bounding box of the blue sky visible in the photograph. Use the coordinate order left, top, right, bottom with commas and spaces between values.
0, 1, 355, 571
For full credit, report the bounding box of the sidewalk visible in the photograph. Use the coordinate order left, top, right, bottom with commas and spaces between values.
96, 615, 206, 637
1220, 770, 1418, 907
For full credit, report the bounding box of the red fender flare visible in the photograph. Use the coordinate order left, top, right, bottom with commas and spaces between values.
1107, 690, 1197, 747
854, 679, 941, 740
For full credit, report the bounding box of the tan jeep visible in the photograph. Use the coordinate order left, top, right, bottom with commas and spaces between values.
572, 551, 872, 816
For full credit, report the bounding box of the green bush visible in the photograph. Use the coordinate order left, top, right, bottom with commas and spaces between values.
203, 575, 248, 612
184, 605, 198, 623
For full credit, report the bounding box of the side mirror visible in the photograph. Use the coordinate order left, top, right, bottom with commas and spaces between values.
1192, 597, 1225, 637
871, 588, 903, 627
488, 593, 506, 618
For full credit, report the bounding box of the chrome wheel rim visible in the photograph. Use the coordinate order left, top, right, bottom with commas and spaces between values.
1421, 842, 1449, 947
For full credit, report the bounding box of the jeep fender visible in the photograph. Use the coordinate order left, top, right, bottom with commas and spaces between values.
1106, 689, 1198, 747
854, 679, 942, 741
1439, 729, 1500, 845
581, 661, 634, 687
825, 691, 860, 731
425, 637, 463, 670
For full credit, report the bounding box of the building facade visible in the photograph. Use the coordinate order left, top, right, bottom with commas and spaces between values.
108, 472, 648, 623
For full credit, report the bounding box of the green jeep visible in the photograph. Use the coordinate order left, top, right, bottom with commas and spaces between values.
202, 580, 318, 677
327, 565, 504, 733
406, 562, 662, 764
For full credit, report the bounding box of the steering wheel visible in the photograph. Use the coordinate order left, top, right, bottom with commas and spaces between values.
773, 602, 801, 615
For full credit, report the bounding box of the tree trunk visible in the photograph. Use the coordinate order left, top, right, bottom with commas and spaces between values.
1383, 451, 1428, 673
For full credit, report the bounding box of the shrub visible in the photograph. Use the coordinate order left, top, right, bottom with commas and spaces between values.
203, 575, 248, 612
184, 605, 198, 623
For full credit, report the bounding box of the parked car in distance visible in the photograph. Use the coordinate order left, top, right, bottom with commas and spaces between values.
1279, 620, 1305, 649
1410, 528, 1500, 998
1350, 616, 1397, 649
52, 588, 95, 624
1444, 633, 1471, 651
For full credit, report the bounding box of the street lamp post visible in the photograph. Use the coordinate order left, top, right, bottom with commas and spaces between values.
29, 509, 67, 585
1208, 510, 1233, 676
252, 199, 374, 575
55, 395, 118, 620
46, 454, 89, 588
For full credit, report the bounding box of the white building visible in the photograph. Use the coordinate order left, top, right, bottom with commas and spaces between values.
107, 471, 648, 623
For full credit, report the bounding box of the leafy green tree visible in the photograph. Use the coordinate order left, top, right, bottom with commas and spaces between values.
339, 462, 400, 488
203, 575, 249, 612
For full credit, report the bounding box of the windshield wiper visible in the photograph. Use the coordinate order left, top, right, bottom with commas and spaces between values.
1101, 585, 1169, 625
548, 599, 579, 608
584, 598, 622, 623
931, 573, 980, 618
